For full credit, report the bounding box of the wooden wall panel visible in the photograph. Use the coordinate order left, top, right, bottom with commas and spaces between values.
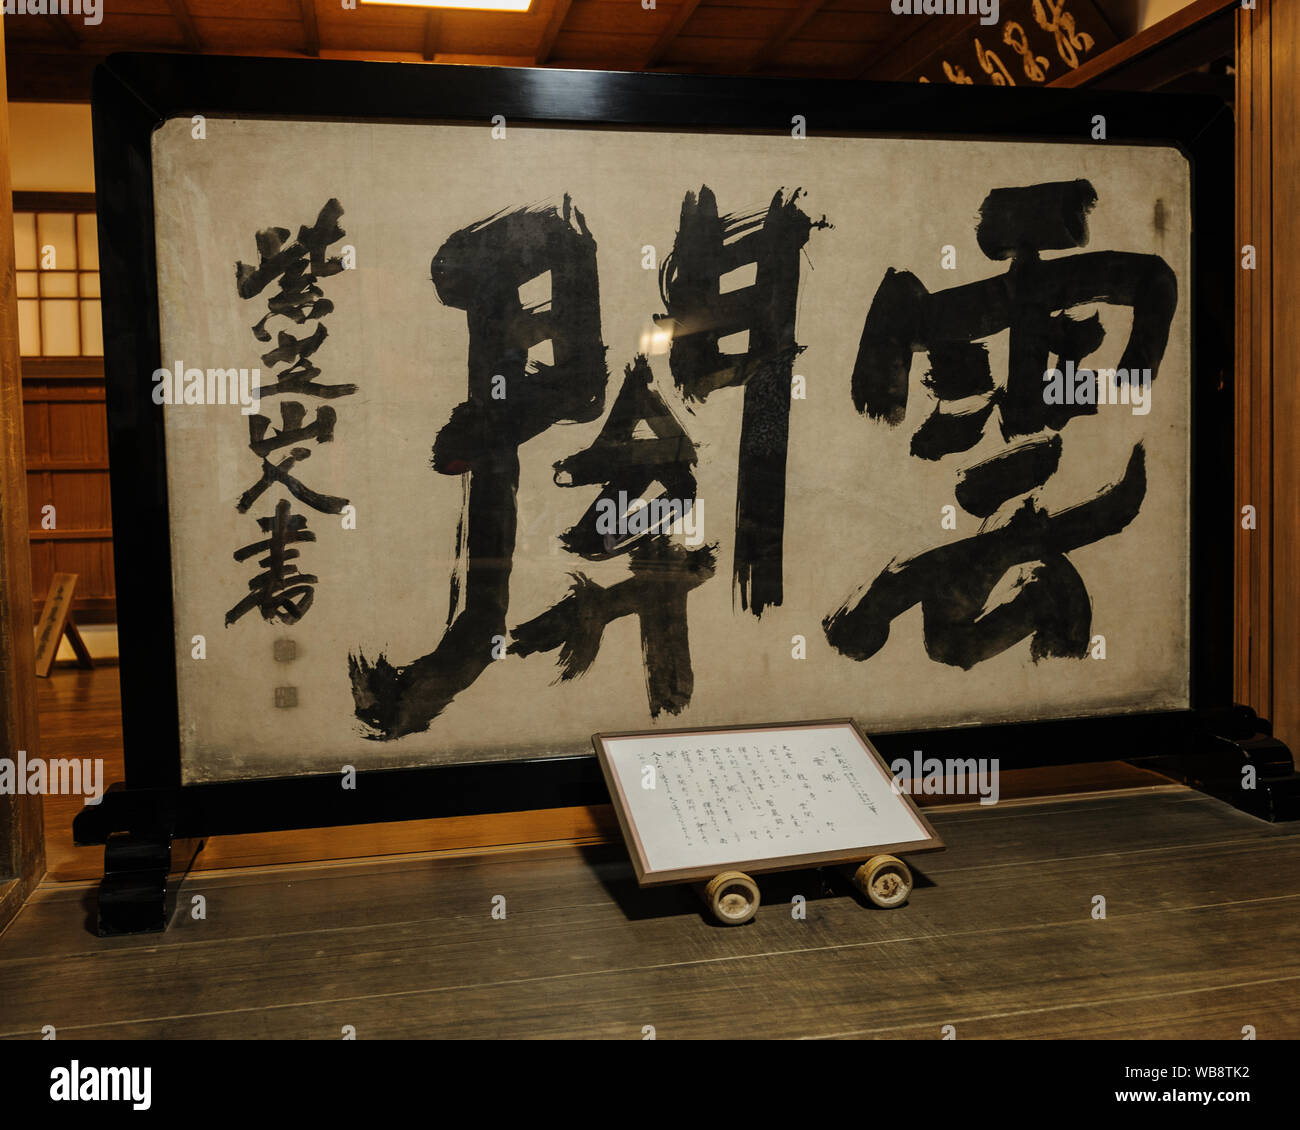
50, 540, 111, 598
21, 399, 48, 459
46, 400, 106, 461
28, 538, 52, 600
1265, 0, 1300, 751
1234, 0, 1268, 721
24, 470, 46, 529
48, 472, 109, 529
23, 374, 114, 616
0, 16, 46, 930
1235, 0, 1297, 750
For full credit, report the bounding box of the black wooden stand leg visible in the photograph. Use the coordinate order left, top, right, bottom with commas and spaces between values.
1135, 706, 1300, 822
97, 831, 174, 936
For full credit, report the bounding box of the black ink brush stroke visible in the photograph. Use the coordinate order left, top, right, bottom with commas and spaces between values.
509, 541, 717, 718
657, 185, 828, 617
555, 354, 698, 560
349, 196, 607, 740
975, 179, 1098, 261
824, 443, 1146, 669
954, 433, 1063, 517
853, 179, 1176, 445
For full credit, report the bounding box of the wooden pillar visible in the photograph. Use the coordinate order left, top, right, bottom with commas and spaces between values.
0, 17, 47, 932
1235, 0, 1299, 751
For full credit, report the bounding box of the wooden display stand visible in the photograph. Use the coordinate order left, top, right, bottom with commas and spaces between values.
33, 572, 94, 678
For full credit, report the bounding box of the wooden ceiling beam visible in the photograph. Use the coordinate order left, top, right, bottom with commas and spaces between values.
535, 0, 571, 65
645, 0, 705, 69
300, 0, 320, 58
165, 0, 204, 54
745, 0, 827, 74
1049, 0, 1235, 89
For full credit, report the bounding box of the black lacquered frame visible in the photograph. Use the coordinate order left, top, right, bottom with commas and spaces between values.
76, 52, 1236, 848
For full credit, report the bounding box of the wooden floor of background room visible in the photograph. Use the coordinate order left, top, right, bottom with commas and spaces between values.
2, 783, 1298, 1039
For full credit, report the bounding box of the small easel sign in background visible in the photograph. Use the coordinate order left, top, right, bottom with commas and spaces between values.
593, 719, 944, 924
33, 572, 94, 678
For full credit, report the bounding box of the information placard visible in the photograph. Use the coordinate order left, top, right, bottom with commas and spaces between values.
593, 719, 944, 884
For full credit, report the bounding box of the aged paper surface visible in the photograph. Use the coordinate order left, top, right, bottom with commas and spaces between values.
150, 117, 1192, 783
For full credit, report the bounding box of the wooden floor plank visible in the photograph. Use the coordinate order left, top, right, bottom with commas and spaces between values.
6, 790, 1288, 956
4, 897, 1296, 1040
841, 980, 1300, 1040
1, 789, 1297, 1039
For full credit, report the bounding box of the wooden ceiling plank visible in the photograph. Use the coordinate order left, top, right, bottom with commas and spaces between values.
853, 10, 976, 80
49, 15, 81, 49
535, 0, 573, 64
645, 0, 706, 68
166, 0, 204, 53
423, 11, 442, 60
432, 53, 535, 67
300, 0, 320, 57
746, 0, 826, 73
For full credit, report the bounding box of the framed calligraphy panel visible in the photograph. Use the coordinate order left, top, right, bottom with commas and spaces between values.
78, 52, 1234, 857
